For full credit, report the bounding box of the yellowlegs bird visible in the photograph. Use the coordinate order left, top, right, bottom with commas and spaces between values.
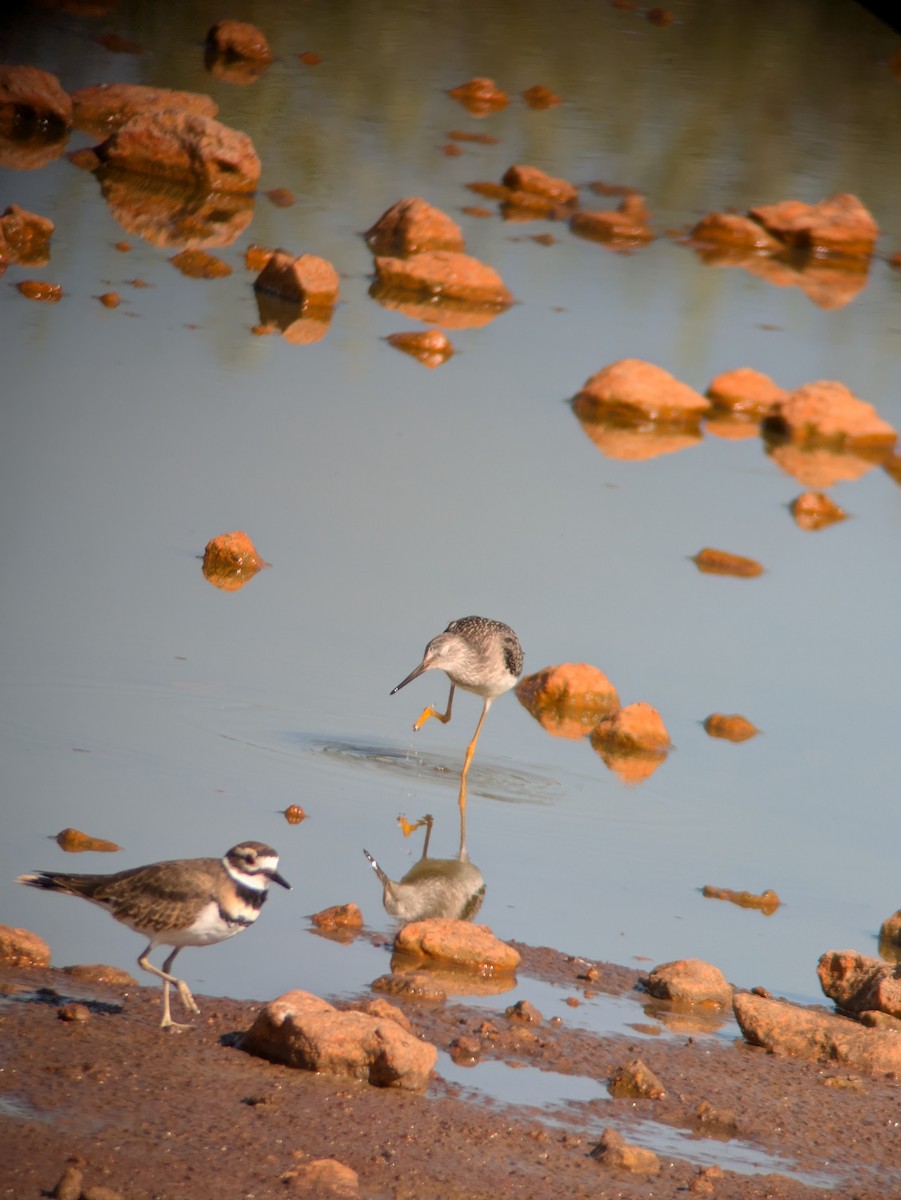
364, 813, 485, 922
17, 842, 290, 1029
390, 616, 523, 823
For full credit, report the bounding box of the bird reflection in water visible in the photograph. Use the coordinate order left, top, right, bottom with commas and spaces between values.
363, 813, 485, 923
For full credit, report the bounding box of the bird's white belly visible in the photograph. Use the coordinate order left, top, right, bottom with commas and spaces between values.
150, 902, 242, 949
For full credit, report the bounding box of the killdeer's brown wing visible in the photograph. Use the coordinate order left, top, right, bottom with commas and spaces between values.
90, 857, 224, 933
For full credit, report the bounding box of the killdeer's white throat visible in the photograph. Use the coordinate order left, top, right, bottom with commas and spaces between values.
17, 841, 290, 1029
391, 616, 523, 829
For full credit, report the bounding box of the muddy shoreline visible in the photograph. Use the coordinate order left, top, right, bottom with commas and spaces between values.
1, 941, 898, 1200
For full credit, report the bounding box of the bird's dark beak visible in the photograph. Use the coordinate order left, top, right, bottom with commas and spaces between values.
390, 661, 428, 695
363, 849, 388, 885
270, 870, 291, 890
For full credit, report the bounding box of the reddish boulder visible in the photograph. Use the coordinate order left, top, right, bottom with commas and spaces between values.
705, 367, 786, 417
0, 925, 50, 968
0, 204, 54, 265
71, 83, 218, 135
703, 713, 759, 741
689, 211, 779, 252
516, 663, 619, 740
570, 194, 653, 246
365, 198, 465, 256
254, 251, 339, 308
692, 547, 763, 578
590, 1128, 660, 1174
393, 918, 520, 974
241, 990, 437, 1090
385, 329, 454, 369
206, 19, 273, 62
590, 701, 670, 757
501, 164, 577, 205
447, 77, 508, 115
311, 903, 363, 933
749, 192, 878, 259
373, 250, 513, 307
574, 359, 710, 425
645, 959, 732, 1006
0, 66, 72, 137
790, 490, 847, 531
94, 111, 261, 194
734, 990, 901, 1075
764, 380, 896, 454
817, 950, 901, 1019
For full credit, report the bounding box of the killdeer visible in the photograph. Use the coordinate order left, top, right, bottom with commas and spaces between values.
17, 841, 290, 1029
391, 616, 523, 828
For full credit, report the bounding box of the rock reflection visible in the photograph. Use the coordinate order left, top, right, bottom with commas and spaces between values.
90, 169, 254, 249
571, 401, 703, 461
364, 814, 485, 924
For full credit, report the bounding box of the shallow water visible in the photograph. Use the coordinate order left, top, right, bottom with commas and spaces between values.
2, 0, 901, 1064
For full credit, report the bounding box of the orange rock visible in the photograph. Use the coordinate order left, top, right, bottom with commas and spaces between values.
705, 367, 786, 417
254, 251, 339, 308
282, 1159, 359, 1192
94, 111, 261, 194
516, 663, 619, 740
702, 885, 780, 915
689, 211, 779, 252
244, 243, 274, 271
790, 490, 847, 531
521, 84, 561, 109
70, 83, 218, 136
282, 804, 307, 824
693, 548, 763, 578
55, 827, 122, 853
264, 187, 295, 208
311, 903, 363, 932
749, 192, 878, 259
169, 249, 232, 279
372, 250, 513, 307
879, 911, 901, 962
590, 702, 670, 758
703, 713, 759, 741
590, 1128, 660, 1175
608, 1058, 666, 1099
574, 359, 710, 425
206, 19, 273, 62
365, 198, 465, 256
298, 51, 322, 67
242, 990, 437, 1089
386, 329, 454, 369
734, 991, 901, 1075
0, 204, 54, 265
0, 924, 50, 968
570, 195, 653, 246
765, 381, 896, 454
202, 530, 269, 591
817, 950, 901, 1019
393, 918, 520, 974
501, 164, 577, 205
0, 65, 73, 137
646, 958, 732, 1006
448, 77, 509, 115
16, 280, 62, 302
98, 291, 120, 308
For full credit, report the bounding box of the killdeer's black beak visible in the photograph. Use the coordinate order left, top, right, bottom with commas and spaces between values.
390, 661, 428, 695
270, 870, 291, 890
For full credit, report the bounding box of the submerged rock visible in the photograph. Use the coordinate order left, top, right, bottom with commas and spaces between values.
692, 547, 764, 578
521, 84, 561, 109
169, 249, 232, 279
702, 713, 759, 741
790, 490, 847, 531
705, 367, 786, 417
574, 359, 710, 425
701, 885, 780, 915
590, 702, 670, 757
16, 280, 62, 302
93, 111, 261, 194
373, 250, 513, 307
570, 194, 653, 246
0, 204, 54, 265
365, 198, 465, 256
516, 662, 619, 739
55, 827, 121, 853
447, 77, 509, 115
764, 380, 896, 455
202, 531, 269, 591
501, 164, 578, 206
385, 330, 454, 369
241, 989, 437, 1090
749, 193, 878, 259
645, 959, 732, 1006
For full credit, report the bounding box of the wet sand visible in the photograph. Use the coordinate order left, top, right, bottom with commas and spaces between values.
1, 941, 897, 1199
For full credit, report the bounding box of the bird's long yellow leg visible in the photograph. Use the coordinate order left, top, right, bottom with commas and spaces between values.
138, 945, 199, 1029
457, 699, 492, 840
413, 683, 455, 732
